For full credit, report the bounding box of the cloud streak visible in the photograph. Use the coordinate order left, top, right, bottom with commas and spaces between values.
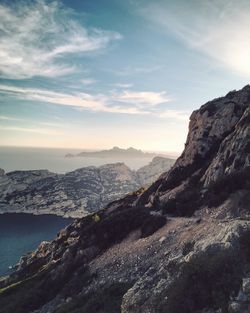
0, 115, 23, 121
113, 83, 134, 88
158, 109, 189, 121
112, 90, 171, 107
140, 0, 250, 76
80, 79, 98, 86
0, 125, 63, 135
0, 0, 121, 79
0, 84, 187, 120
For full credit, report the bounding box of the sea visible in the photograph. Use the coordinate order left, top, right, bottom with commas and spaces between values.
0, 146, 177, 277
0, 213, 72, 276
0, 146, 162, 173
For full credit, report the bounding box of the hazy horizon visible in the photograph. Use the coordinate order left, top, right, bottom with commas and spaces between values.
0, 145, 178, 174
0, 144, 180, 155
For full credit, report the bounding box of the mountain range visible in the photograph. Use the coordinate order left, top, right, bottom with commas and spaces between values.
0, 86, 250, 313
65, 147, 165, 158
0, 157, 174, 218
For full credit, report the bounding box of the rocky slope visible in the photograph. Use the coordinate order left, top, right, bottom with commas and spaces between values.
0, 157, 174, 218
136, 156, 174, 186
0, 86, 250, 313
136, 85, 250, 217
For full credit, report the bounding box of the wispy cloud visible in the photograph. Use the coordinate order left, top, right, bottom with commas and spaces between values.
0, 114, 64, 128
111, 90, 171, 107
140, 0, 250, 76
80, 79, 98, 85
0, 0, 121, 79
0, 125, 63, 135
0, 84, 106, 111
158, 109, 189, 121
113, 83, 134, 88
112, 65, 162, 77
0, 115, 23, 121
0, 84, 185, 119
38, 121, 63, 128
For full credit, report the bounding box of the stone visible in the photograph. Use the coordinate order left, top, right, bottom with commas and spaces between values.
242, 278, 250, 294
159, 236, 166, 244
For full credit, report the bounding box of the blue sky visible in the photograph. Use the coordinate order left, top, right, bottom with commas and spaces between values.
0, 0, 249, 152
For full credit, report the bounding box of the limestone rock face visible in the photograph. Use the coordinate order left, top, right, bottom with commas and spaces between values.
0, 164, 138, 218
0, 157, 174, 218
137, 156, 174, 186
229, 277, 250, 313
137, 85, 250, 216
0, 86, 250, 313
0, 169, 5, 176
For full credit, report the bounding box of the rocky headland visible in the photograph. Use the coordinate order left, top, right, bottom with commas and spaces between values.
0, 157, 174, 218
0, 86, 250, 313
65, 146, 164, 158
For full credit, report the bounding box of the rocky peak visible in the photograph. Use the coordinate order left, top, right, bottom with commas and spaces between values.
99, 162, 136, 182
137, 156, 174, 186
173, 85, 249, 169
137, 85, 250, 216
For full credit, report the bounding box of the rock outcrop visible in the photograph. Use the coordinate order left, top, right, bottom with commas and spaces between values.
136, 156, 174, 186
0, 86, 250, 313
136, 85, 250, 217
0, 157, 174, 218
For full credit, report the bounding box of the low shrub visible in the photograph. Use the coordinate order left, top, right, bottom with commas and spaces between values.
141, 215, 166, 238
162, 188, 201, 217
182, 241, 194, 256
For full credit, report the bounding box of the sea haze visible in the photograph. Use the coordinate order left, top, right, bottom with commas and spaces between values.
0, 213, 72, 276
0, 146, 173, 173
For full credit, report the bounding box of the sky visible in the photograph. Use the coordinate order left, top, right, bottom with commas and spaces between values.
0, 0, 250, 152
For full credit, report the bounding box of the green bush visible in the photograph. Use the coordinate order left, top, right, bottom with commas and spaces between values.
141, 215, 166, 238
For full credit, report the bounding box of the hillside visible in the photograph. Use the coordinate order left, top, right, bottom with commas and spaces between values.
0, 157, 174, 218
0, 86, 250, 313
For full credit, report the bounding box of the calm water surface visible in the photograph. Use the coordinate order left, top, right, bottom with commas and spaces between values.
0, 146, 177, 277
0, 213, 72, 277
0, 146, 156, 173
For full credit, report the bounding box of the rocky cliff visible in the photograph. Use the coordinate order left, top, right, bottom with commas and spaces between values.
0, 157, 174, 218
0, 86, 250, 313
136, 85, 250, 217
136, 156, 174, 186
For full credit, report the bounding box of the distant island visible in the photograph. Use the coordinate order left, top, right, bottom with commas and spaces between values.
65, 146, 166, 158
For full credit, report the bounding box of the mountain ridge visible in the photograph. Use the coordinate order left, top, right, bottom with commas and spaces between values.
65, 146, 167, 158
0, 157, 174, 218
